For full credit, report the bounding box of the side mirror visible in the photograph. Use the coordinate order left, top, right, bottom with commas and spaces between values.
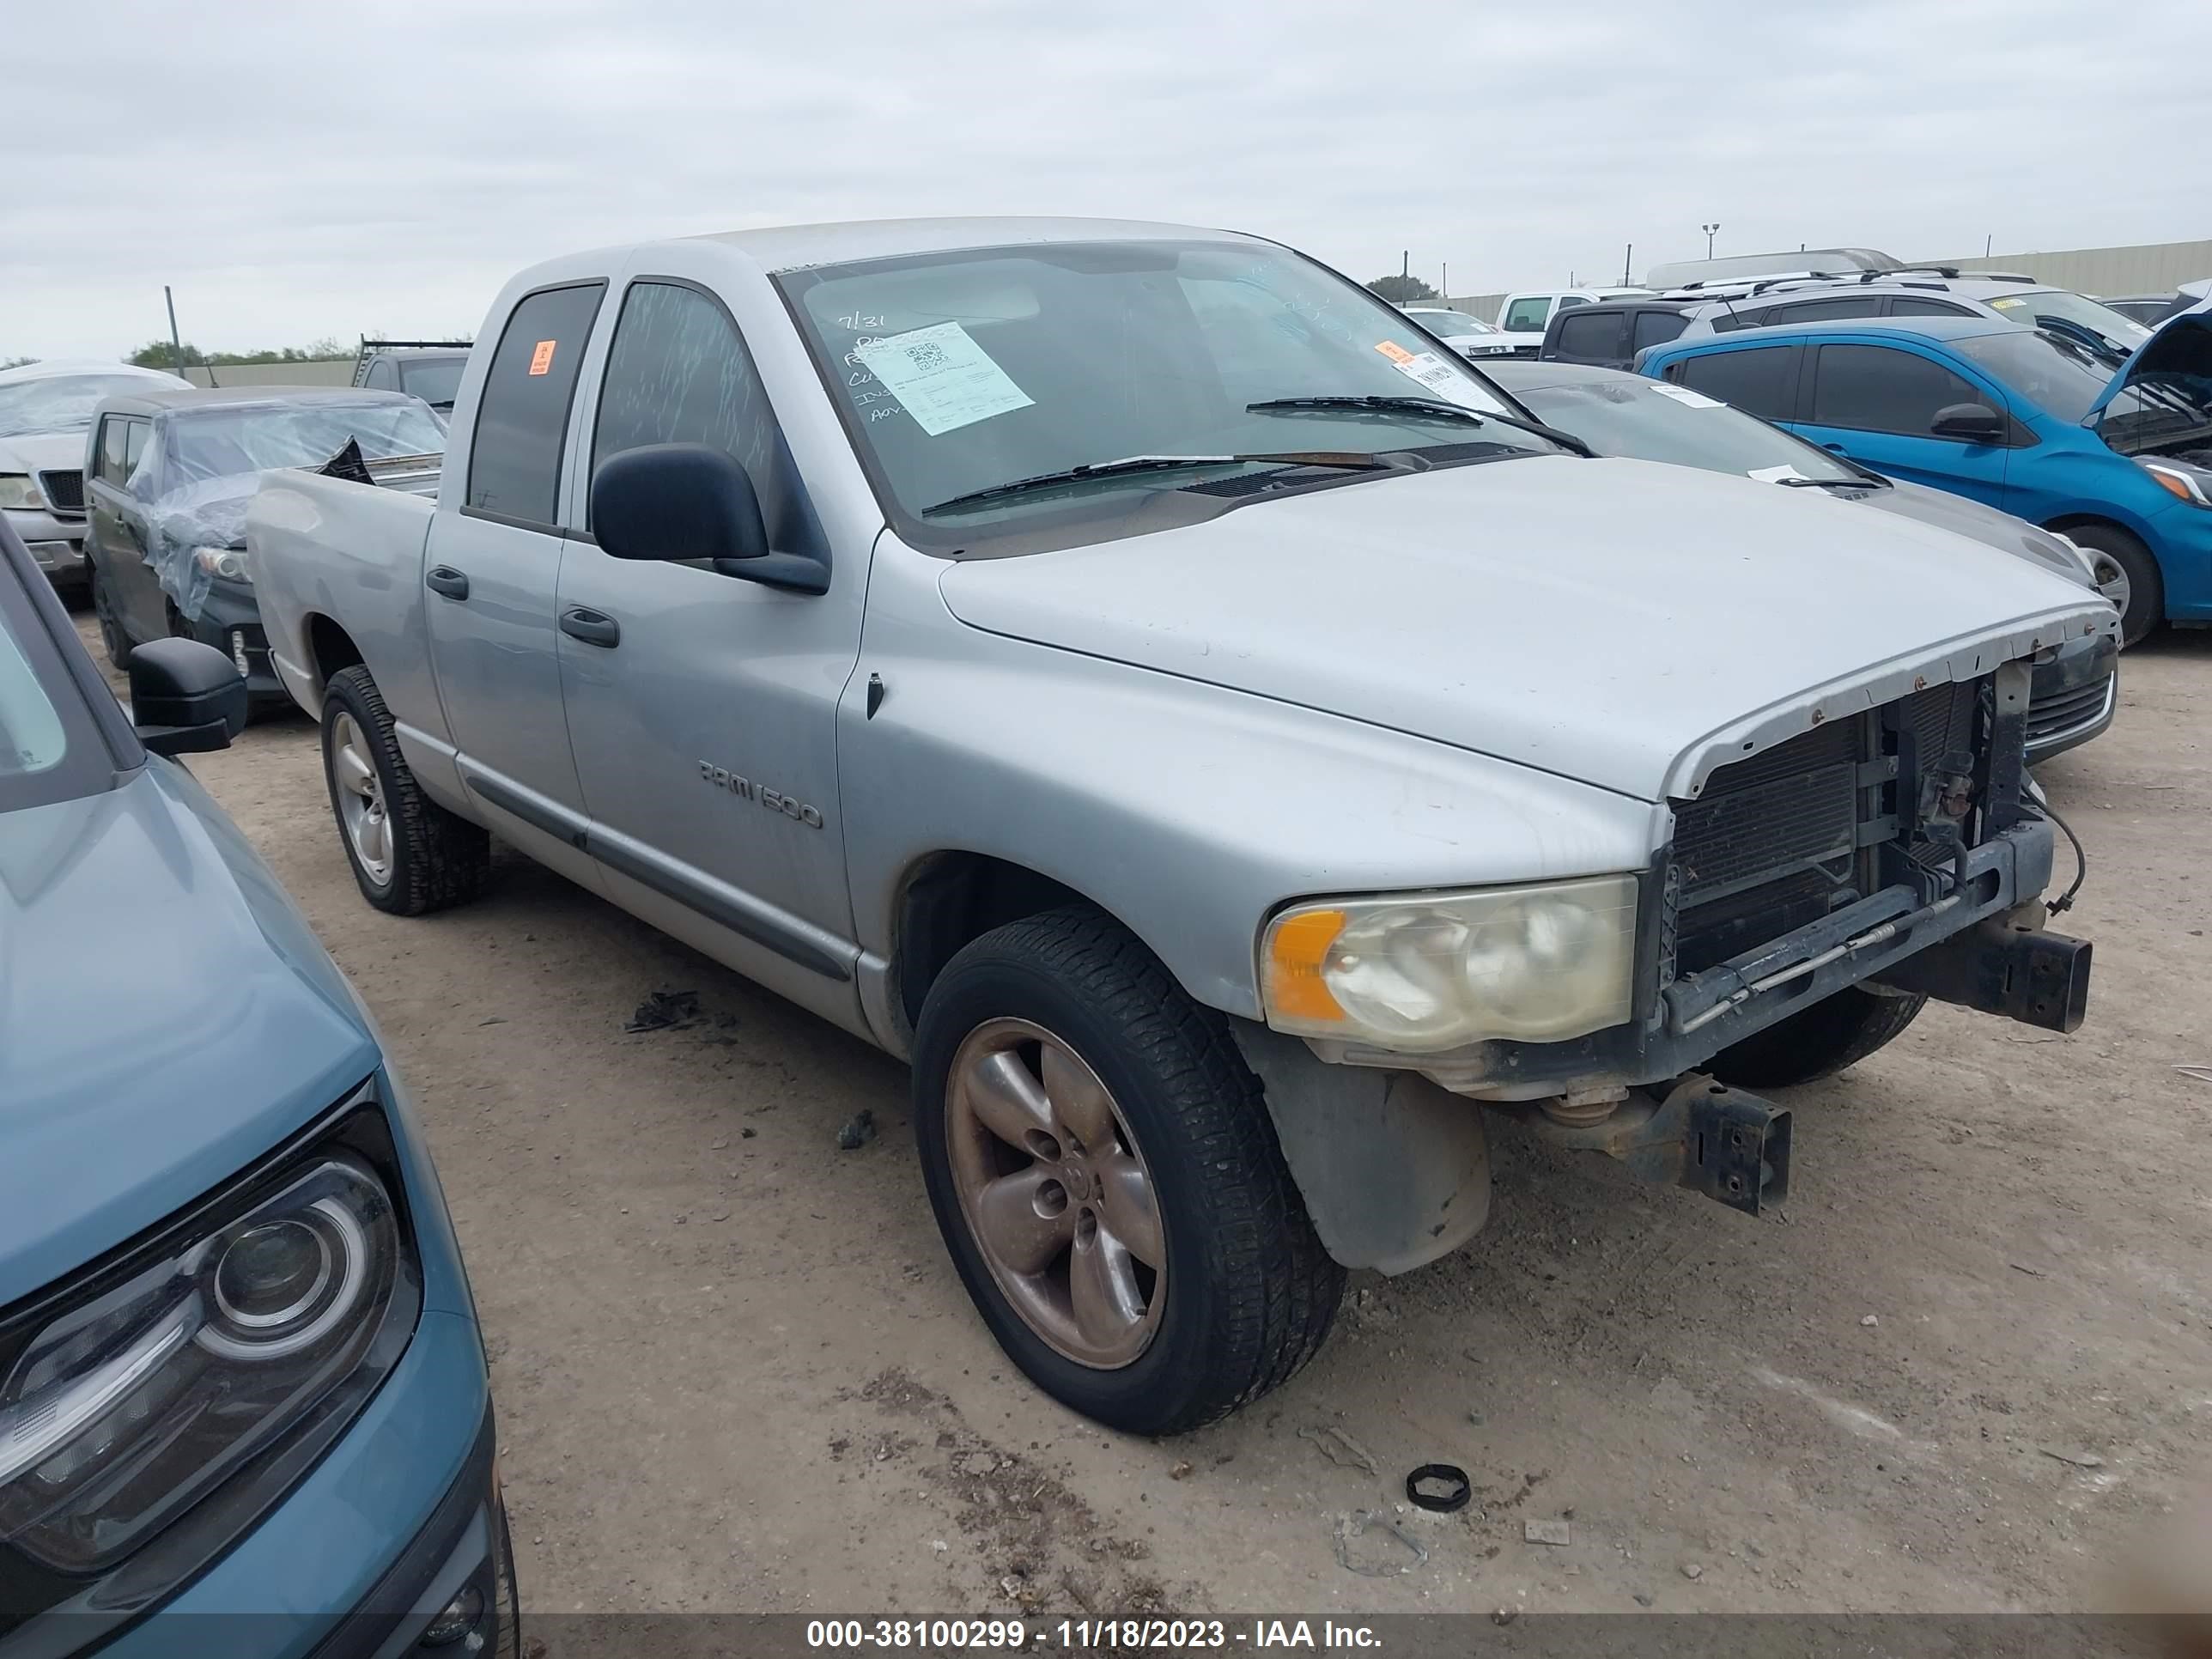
129, 637, 246, 757
589, 444, 830, 594
1930, 402, 2007, 443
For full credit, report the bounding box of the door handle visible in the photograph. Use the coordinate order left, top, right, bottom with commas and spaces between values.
1821, 443, 1851, 456
426, 565, 471, 600
559, 606, 621, 647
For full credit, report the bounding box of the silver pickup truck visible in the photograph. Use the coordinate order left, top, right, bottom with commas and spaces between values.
250, 216, 2106, 1435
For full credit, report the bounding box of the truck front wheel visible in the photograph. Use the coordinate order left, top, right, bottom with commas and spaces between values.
912, 908, 1343, 1435
1707, 985, 1926, 1089
320, 665, 489, 915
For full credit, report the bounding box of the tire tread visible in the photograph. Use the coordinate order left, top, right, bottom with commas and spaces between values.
323, 664, 489, 915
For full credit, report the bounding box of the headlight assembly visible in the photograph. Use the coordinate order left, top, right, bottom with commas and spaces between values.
2142, 459, 2212, 508
0, 473, 45, 511
1261, 876, 1640, 1053
0, 1102, 418, 1589
191, 544, 251, 582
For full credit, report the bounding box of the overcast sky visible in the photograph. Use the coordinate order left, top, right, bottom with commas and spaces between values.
6, 0, 2205, 361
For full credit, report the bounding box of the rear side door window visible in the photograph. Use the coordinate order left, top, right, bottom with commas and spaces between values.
1554, 310, 1628, 362
1766, 296, 1886, 324
1633, 310, 1687, 351
1806, 344, 1984, 436
466, 282, 606, 526
1668, 345, 1802, 421
587, 280, 812, 550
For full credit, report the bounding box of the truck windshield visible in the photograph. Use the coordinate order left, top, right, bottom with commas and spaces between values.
0, 374, 160, 438
164, 402, 447, 486
777, 240, 1545, 539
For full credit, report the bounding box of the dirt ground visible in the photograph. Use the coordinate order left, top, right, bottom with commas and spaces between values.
80, 606, 2212, 1619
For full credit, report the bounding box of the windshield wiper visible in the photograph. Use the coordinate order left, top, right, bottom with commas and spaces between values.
921, 452, 1386, 516
1245, 396, 1595, 457
1775, 475, 1886, 492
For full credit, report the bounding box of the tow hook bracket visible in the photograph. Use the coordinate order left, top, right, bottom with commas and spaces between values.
1511, 1073, 1790, 1217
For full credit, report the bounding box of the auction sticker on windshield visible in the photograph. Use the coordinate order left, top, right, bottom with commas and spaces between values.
854, 323, 1034, 436
1375, 340, 1487, 409
1649, 383, 1723, 409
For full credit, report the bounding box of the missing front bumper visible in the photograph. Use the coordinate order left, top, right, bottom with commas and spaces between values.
1873, 909, 2092, 1033
1502, 1074, 1790, 1217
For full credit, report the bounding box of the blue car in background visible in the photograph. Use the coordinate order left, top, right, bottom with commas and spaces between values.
1638, 308, 2212, 646
0, 520, 514, 1657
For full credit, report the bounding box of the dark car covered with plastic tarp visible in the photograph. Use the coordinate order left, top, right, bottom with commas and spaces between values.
81, 386, 444, 710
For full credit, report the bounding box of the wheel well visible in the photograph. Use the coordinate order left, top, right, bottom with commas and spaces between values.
896, 854, 1090, 1028
307, 614, 364, 687
2045, 514, 2145, 550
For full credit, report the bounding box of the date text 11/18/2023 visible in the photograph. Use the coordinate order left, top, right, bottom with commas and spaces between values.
804, 1620, 1383, 1650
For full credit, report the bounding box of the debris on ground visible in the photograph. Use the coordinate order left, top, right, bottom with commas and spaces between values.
1299, 1425, 1380, 1475
1860, 1315, 1880, 1328
1334, 1510, 1428, 1577
836, 1109, 877, 1150
1170, 1461, 1194, 1480
623, 989, 701, 1033
2039, 1446, 2106, 1468
2175, 1066, 2212, 1085
1681, 1563, 1704, 1580
1525, 1518, 1571, 1546
1633, 1592, 1655, 1607
1406, 1463, 1472, 1513
2009, 1261, 2050, 1277
1491, 1607, 1519, 1626
740, 1127, 757, 1139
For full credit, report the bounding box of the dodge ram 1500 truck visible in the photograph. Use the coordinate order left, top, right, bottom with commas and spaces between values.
248, 217, 2105, 1435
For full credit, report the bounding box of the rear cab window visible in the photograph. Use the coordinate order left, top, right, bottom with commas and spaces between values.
1502, 295, 1554, 332
466, 282, 607, 526
1554, 311, 1628, 361
1668, 344, 1802, 421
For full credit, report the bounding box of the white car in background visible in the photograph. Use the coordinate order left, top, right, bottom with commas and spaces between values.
0, 359, 191, 588
1492, 286, 1651, 355
1400, 307, 1515, 359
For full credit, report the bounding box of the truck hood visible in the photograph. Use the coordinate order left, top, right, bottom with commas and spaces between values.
937, 456, 2111, 802
0, 763, 380, 1305
0, 429, 90, 475
2087, 306, 2212, 446
1862, 479, 2104, 592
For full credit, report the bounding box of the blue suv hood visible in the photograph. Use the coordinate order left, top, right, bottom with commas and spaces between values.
0, 762, 380, 1306
2087, 306, 2212, 437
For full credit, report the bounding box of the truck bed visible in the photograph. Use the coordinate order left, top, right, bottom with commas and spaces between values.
247, 466, 441, 726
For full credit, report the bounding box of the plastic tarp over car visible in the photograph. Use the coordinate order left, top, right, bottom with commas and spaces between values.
131, 398, 445, 620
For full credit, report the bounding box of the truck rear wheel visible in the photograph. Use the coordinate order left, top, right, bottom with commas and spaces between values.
320, 665, 489, 915
1706, 986, 1926, 1089
912, 907, 1343, 1435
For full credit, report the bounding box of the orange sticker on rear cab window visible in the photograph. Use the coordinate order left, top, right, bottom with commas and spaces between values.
528, 340, 557, 376
1375, 340, 1416, 364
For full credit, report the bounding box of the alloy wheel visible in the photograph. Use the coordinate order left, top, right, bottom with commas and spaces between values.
945, 1018, 1166, 1368
331, 713, 393, 884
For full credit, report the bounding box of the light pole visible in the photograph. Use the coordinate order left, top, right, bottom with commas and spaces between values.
1702, 222, 1720, 259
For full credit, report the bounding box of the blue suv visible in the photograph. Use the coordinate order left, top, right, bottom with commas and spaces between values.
0, 520, 514, 1656
1638, 309, 2212, 645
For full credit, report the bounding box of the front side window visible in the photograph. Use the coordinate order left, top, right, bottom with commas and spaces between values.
1767, 296, 1885, 324
1983, 289, 2150, 356
466, 282, 605, 524
98, 416, 131, 483
590, 281, 806, 545
1670, 345, 1801, 420
1956, 326, 2212, 444
778, 239, 1548, 550
0, 559, 114, 810
1808, 344, 1986, 436
1502, 296, 1554, 331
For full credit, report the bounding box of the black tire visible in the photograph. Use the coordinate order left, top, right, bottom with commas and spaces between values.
89, 560, 132, 668
320, 664, 489, 915
2063, 521, 2161, 647
1707, 986, 1926, 1089
913, 907, 1344, 1435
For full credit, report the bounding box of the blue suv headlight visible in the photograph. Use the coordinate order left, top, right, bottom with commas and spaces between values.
0, 1085, 420, 1620
2142, 457, 2212, 507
